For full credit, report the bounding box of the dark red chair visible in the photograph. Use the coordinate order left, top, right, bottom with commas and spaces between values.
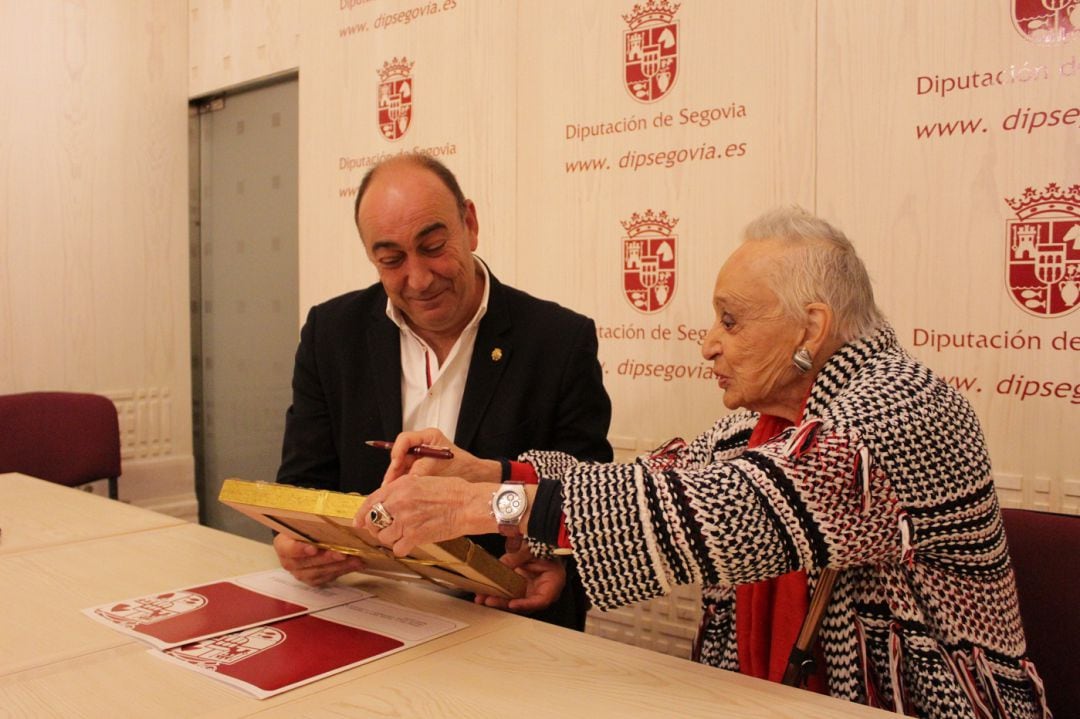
0, 391, 122, 499
1001, 507, 1080, 718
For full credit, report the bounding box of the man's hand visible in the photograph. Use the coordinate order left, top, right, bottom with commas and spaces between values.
474, 550, 567, 614
381, 428, 501, 487
273, 533, 365, 587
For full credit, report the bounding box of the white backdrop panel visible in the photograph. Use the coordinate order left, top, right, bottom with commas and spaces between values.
517, 0, 817, 450
818, 0, 1079, 511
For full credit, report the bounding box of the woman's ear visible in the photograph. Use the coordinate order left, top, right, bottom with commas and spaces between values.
800, 302, 833, 356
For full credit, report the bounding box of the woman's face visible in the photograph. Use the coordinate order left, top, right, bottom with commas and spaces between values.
701, 240, 809, 419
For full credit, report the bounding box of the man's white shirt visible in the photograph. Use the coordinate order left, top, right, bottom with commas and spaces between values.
385, 260, 491, 442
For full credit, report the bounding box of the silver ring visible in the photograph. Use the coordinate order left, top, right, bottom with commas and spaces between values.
369, 501, 393, 529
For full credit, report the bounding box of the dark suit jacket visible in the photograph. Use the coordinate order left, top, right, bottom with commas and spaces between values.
277, 270, 613, 628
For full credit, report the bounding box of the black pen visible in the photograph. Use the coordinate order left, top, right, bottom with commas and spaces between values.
365, 440, 454, 459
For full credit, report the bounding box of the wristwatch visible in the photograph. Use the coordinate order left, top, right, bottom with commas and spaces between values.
491, 483, 528, 552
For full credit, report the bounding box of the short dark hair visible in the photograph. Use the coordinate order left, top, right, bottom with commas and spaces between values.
353, 153, 468, 225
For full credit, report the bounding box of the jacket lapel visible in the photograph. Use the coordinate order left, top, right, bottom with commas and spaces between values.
366, 299, 404, 439
454, 273, 512, 448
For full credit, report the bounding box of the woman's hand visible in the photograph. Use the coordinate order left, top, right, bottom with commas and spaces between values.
357, 475, 495, 556
380, 428, 501, 487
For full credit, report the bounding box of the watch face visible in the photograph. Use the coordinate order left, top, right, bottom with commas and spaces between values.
495, 488, 525, 520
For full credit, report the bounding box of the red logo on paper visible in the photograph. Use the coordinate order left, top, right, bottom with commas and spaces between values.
622, 209, 677, 313
170, 626, 286, 668
95, 591, 208, 628
1005, 182, 1080, 317
1012, 0, 1079, 43
622, 0, 680, 103
377, 57, 414, 141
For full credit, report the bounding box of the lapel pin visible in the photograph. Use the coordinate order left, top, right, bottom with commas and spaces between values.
491, 348, 503, 362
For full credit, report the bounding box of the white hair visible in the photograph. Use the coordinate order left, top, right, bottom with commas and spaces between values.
741, 206, 885, 342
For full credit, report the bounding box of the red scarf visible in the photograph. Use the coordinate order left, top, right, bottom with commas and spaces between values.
734, 412, 827, 693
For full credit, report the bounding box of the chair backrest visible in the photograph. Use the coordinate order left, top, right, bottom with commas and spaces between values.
0, 391, 121, 496
1001, 507, 1080, 718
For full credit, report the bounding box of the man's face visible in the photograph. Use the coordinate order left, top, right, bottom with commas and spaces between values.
356, 162, 481, 343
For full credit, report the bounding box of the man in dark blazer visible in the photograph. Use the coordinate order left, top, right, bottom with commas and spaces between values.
274, 153, 612, 630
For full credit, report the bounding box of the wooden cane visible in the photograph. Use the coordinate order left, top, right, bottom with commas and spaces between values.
781, 567, 840, 687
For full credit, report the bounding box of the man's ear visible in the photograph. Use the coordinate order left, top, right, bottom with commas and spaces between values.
801, 302, 834, 356
463, 199, 479, 251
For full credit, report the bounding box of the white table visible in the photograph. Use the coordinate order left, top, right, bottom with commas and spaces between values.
0, 472, 185, 555
0, 474, 892, 718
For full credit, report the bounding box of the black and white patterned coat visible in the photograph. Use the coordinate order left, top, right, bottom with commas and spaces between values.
522, 325, 1048, 719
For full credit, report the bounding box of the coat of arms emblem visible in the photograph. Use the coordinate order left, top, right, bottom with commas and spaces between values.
95, 591, 208, 628
1012, 0, 1079, 43
377, 57, 414, 141
1005, 182, 1080, 318
622, 0, 680, 103
622, 209, 677, 313
170, 626, 286, 668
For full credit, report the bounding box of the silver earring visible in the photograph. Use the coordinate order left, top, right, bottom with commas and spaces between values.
792, 347, 813, 374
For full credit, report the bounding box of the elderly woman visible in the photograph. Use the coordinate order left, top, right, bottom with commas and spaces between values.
358, 207, 1048, 718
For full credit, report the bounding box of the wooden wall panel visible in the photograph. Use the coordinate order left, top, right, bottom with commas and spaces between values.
0, 0, 193, 510
188, 0, 301, 98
